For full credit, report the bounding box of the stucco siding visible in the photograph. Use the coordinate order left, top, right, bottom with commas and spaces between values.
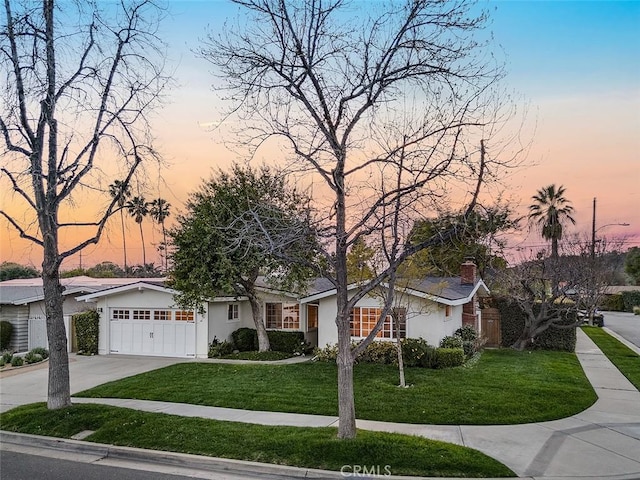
315, 292, 464, 348
207, 300, 251, 344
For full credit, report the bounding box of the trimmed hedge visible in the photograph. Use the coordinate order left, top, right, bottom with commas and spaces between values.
622, 291, 640, 312
494, 297, 576, 352
267, 330, 307, 354
601, 294, 625, 312
0, 321, 13, 350
231, 327, 258, 351
74, 310, 99, 355
434, 347, 465, 368
230, 328, 308, 354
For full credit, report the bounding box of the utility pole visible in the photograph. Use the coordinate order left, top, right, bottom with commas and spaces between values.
591, 197, 596, 260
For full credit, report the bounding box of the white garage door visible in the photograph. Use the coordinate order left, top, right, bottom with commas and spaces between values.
109, 308, 196, 357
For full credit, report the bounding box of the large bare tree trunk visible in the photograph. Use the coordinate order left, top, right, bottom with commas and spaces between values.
247, 290, 270, 352
42, 264, 71, 409
336, 321, 356, 439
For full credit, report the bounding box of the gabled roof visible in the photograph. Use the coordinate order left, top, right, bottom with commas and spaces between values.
0, 276, 167, 305
75, 282, 177, 302
300, 276, 489, 306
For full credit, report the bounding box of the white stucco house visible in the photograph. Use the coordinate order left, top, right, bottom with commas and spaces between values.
1, 262, 488, 358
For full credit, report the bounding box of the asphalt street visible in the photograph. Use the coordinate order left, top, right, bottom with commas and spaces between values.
602, 311, 640, 349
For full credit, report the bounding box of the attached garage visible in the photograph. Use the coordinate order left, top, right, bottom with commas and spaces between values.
108, 307, 195, 356
77, 282, 202, 358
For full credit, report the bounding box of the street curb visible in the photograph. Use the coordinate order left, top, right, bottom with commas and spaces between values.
2, 430, 482, 480
602, 327, 640, 355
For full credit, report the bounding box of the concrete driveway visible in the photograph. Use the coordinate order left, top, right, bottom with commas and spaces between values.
0, 354, 188, 413
603, 311, 640, 349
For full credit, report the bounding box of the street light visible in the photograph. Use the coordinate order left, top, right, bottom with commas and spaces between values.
590, 197, 630, 259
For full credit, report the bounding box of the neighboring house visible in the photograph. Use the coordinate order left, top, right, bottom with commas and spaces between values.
0, 276, 164, 352
1, 262, 489, 358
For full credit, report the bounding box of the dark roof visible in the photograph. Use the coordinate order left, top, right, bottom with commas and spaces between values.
404, 277, 483, 301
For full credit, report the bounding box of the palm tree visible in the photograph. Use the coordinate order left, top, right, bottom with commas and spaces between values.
126, 196, 150, 265
528, 184, 576, 260
149, 198, 171, 271
109, 180, 131, 274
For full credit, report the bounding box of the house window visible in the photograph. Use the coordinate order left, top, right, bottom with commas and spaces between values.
349, 307, 406, 339
112, 309, 129, 320
154, 310, 172, 321
175, 310, 194, 322
307, 304, 318, 330
265, 302, 299, 329
132, 309, 151, 320
445, 305, 451, 317
228, 304, 239, 322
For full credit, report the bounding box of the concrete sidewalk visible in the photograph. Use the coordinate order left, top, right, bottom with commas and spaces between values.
71, 329, 640, 479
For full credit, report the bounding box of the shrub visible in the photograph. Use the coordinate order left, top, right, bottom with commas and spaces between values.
74, 310, 99, 355
622, 291, 640, 313
440, 335, 463, 349
601, 294, 624, 312
453, 326, 482, 358
434, 347, 465, 368
224, 351, 292, 361
29, 347, 49, 359
358, 341, 398, 365
401, 338, 433, 367
0, 321, 13, 350
454, 325, 477, 342
634, 306, 640, 316
10, 356, 23, 367
208, 339, 234, 358
419, 346, 439, 369
2, 351, 13, 364
313, 343, 338, 362
231, 328, 258, 351
24, 351, 43, 364
267, 330, 309, 354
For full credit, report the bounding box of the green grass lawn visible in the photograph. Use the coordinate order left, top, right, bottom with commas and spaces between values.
0, 403, 514, 478
76, 349, 596, 425
582, 327, 640, 390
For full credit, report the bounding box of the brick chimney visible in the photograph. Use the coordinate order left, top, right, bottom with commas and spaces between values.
460, 260, 477, 285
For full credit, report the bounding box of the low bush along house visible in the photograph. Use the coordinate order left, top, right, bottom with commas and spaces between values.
72, 261, 489, 358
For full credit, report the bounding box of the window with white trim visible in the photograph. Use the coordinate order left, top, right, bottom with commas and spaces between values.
349, 307, 406, 339
112, 309, 130, 320
132, 309, 151, 320
154, 310, 172, 321
175, 310, 194, 321
265, 302, 299, 329
227, 304, 239, 322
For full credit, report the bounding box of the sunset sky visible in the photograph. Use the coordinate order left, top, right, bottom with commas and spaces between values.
1, 0, 639, 270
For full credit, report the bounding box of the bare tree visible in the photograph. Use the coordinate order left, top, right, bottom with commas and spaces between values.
0, 0, 168, 409
494, 234, 624, 349
203, 0, 521, 438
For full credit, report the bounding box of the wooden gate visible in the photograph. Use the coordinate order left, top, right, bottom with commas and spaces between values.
481, 308, 501, 347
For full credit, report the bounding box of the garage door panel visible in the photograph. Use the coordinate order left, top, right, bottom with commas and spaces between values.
109, 309, 195, 358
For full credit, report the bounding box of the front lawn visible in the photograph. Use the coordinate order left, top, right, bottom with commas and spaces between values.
0, 403, 515, 478
77, 349, 596, 424
582, 327, 640, 390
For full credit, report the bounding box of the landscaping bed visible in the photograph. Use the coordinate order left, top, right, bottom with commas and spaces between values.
76, 349, 596, 425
